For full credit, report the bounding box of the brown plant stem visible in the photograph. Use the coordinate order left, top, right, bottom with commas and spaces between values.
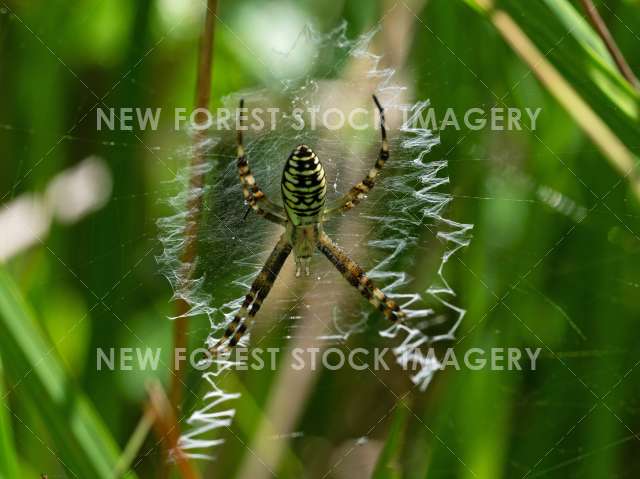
147, 381, 201, 479
170, 0, 218, 413
579, 0, 640, 91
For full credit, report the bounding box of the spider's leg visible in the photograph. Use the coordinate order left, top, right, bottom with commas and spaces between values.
236, 99, 287, 225
317, 232, 406, 322
323, 94, 389, 219
210, 234, 292, 353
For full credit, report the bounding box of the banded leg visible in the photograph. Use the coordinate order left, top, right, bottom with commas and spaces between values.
236, 99, 287, 225
317, 232, 406, 322
324, 94, 389, 218
210, 234, 292, 353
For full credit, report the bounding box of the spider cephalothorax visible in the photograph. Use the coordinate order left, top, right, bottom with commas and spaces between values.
211, 95, 406, 352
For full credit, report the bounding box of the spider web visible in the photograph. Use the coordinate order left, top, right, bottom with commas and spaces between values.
156, 22, 473, 461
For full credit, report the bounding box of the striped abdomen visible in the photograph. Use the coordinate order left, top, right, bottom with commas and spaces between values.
281, 145, 327, 225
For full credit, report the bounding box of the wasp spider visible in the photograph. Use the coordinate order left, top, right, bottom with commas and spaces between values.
211, 95, 406, 352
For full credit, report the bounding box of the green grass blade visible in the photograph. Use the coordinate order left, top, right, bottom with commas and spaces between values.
463, 0, 640, 199
0, 359, 20, 479
0, 266, 138, 479
372, 403, 409, 479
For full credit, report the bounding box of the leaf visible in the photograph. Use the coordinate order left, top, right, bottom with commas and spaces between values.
0, 359, 20, 479
0, 266, 138, 479
372, 402, 410, 479
463, 0, 640, 200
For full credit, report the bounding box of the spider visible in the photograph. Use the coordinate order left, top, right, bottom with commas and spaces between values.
210, 95, 407, 352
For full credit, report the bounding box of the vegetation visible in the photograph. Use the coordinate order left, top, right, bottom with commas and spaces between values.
1, 0, 638, 477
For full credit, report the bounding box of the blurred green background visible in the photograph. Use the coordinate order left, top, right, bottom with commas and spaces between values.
1, 0, 639, 477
